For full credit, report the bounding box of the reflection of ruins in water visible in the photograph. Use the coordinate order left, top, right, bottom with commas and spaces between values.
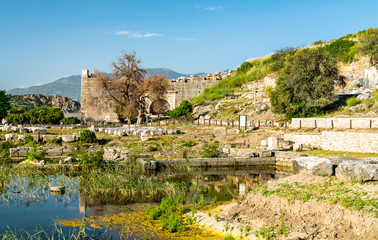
79, 167, 290, 213
79, 195, 108, 214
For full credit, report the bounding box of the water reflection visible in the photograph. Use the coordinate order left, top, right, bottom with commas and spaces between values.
0, 166, 290, 239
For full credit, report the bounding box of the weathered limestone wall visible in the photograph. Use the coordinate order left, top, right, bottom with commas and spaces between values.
81, 69, 119, 122
166, 76, 219, 108
321, 131, 378, 153
284, 131, 378, 153
81, 70, 220, 122
291, 118, 378, 129
284, 134, 322, 148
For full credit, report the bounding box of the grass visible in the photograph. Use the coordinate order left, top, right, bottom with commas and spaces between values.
191, 57, 273, 106
293, 149, 378, 158
78, 167, 193, 203
0, 222, 109, 240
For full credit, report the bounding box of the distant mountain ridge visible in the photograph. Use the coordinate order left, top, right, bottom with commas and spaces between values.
8, 68, 209, 102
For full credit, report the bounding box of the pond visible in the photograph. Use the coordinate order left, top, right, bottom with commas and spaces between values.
0, 166, 289, 239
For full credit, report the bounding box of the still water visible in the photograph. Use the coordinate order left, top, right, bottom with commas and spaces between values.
0, 167, 288, 239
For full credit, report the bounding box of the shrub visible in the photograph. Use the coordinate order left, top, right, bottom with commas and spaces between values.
269, 48, 338, 118
357, 28, 378, 63
147, 145, 158, 152
26, 148, 47, 161
0, 141, 15, 157
372, 92, 378, 101
201, 142, 219, 158
79, 150, 104, 166
147, 196, 186, 233
166, 100, 193, 118
236, 61, 253, 75
79, 130, 97, 143
61, 117, 80, 124
182, 140, 196, 147
346, 97, 361, 107
321, 39, 356, 63
312, 40, 324, 45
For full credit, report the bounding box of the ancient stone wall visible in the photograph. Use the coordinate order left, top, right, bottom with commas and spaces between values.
81, 69, 119, 122
321, 131, 378, 153
284, 131, 378, 153
81, 70, 220, 122
291, 118, 378, 129
284, 134, 322, 148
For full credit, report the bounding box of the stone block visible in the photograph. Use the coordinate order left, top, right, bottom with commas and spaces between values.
267, 137, 278, 150
328, 157, 374, 165
258, 150, 272, 158
17, 135, 25, 140
10, 147, 31, 157
293, 143, 303, 151
29, 127, 47, 134
137, 159, 158, 170
260, 140, 267, 148
5, 134, 15, 141
31, 135, 39, 142
61, 135, 76, 143
336, 163, 378, 182
292, 156, 333, 176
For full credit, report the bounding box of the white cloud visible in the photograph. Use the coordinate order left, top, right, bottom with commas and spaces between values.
19, 85, 24, 89
33, 83, 43, 86
177, 37, 195, 41
115, 31, 163, 38
144, 33, 164, 38
204, 6, 223, 11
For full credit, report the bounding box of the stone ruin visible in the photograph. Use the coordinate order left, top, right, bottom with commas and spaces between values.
80, 69, 235, 123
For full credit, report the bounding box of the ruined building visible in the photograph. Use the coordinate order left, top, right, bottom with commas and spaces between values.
81, 69, 231, 122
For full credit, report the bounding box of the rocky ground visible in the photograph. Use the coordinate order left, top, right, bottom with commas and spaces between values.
195, 172, 378, 240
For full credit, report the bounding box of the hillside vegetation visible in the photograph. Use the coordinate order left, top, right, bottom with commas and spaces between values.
191, 28, 378, 119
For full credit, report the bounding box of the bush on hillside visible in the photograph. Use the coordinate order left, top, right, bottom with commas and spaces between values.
320, 39, 356, 63
269, 47, 297, 72
79, 130, 97, 143
269, 48, 338, 118
236, 61, 253, 75
357, 28, 378, 63
166, 100, 193, 118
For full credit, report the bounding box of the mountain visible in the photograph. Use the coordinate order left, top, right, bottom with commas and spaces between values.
10, 94, 80, 112
8, 75, 81, 101
7, 68, 210, 102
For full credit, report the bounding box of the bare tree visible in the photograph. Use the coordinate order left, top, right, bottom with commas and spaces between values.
95, 51, 168, 124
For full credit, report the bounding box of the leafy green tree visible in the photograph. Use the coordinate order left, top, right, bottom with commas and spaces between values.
5, 107, 64, 124
269, 48, 338, 118
0, 91, 11, 121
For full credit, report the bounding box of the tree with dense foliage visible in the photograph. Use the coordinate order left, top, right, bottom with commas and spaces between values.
0, 90, 11, 121
95, 51, 168, 124
269, 48, 338, 118
5, 107, 64, 124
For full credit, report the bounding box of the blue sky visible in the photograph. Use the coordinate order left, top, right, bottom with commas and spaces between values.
1, 0, 377, 90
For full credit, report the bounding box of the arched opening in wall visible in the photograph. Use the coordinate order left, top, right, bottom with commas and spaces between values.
150, 99, 170, 114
